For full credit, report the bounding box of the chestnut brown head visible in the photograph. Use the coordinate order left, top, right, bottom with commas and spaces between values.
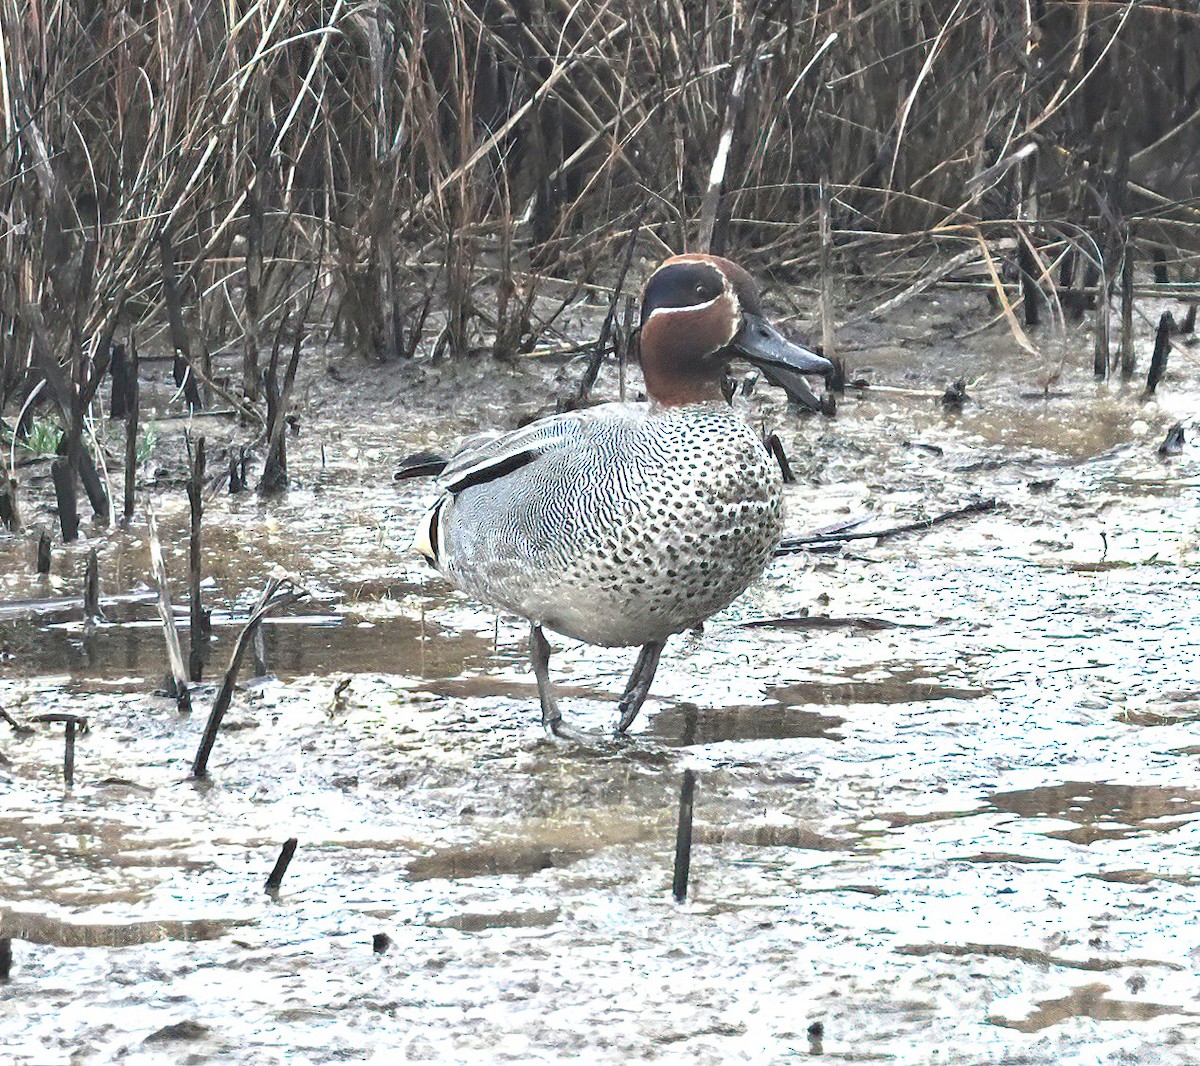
639, 254, 831, 406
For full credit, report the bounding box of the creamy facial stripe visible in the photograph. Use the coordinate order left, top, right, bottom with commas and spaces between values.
644, 294, 721, 319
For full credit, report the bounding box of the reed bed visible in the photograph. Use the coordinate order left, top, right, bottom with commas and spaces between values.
1, 0, 1198, 529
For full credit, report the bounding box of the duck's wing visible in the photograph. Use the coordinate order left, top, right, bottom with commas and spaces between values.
439, 409, 610, 496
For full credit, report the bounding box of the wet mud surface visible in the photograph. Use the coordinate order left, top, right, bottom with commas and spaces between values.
2, 293, 1200, 1063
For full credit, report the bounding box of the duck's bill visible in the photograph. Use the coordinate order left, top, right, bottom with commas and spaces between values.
733, 314, 832, 377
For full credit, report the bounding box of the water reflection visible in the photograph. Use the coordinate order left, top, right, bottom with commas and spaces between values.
647, 702, 844, 746
0, 615, 503, 683
989, 781, 1200, 843
1, 909, 239, 947
990, 983, 1185, 1033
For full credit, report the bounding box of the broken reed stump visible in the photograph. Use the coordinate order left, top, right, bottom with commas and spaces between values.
672, 769, 697, 903
147, 509, 191, 713
0, 938, 10, 981
244, 171, 264, 402
33, 713, 87, 789
187, 436, 209, 682
109, 342, 133, 420
192, 576, 306, 779
1144, 312, 1175, 398
258, 321, 305, 494
83, 549, 103, 628
228, 447, 248, 494
123, 336, 140, 522
1151, 249, 1169, 285
50, 457, 80, 542
36, 532, 51, 575
571, 207, 645, 410
265, 838, 298, 892
1017, 234, 1040, 327
1118, 245, 1136, 378
0, 455, 20, 532
159, 231, 202, 411
1180, 305, 1197, 334
1158, 423, 1185, 457
251, 623, 269, 679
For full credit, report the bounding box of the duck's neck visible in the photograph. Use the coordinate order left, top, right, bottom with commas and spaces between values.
642, 362, 726, 407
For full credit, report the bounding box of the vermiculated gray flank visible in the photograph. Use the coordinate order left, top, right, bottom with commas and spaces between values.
437, 400, 782, 648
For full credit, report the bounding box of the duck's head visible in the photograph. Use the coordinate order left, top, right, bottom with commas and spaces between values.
639, 254, 832, 406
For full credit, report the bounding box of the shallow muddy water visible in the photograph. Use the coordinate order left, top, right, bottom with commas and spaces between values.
2, 292, 1200, 1064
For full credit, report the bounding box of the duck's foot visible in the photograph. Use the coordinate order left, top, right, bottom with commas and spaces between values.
614, 641, 665, 735
545, 718, 616, 745
531, 624, 662, 744
532, 623, 600, 743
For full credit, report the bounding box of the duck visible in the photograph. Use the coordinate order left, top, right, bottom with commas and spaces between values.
412, 253, 832, 738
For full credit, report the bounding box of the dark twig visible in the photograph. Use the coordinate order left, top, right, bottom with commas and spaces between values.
777, 498, 997, 554
672, 769, 696, 903
0, 706, 30, 732
265, 838, 298, 892
192, 577, 306, 778
764, 432, 795, 483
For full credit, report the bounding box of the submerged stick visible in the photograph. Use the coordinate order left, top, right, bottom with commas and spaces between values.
777, 498, 997, 554
192, 577, 305, 779
672, 770, 697, 903
147, 509, 191, 713
265, 838, 298, 892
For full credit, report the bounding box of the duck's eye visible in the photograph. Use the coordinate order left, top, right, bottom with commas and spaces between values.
695, 284, 707, 297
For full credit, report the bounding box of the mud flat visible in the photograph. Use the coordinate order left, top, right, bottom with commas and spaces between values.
2, 300, 1199, 1064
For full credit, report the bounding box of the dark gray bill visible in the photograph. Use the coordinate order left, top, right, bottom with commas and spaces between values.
733, 313, 832, 377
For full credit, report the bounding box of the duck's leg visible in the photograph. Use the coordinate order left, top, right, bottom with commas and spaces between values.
615, 641, 665, 735
529, 623, 581, 739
